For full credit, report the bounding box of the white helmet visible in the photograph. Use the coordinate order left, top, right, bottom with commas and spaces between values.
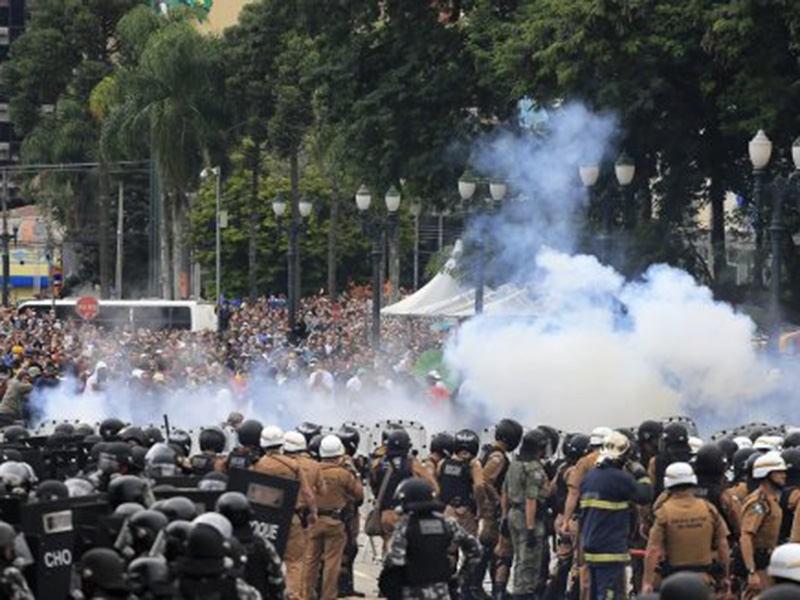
598, 431, 630, 462
283, 431, 307, 453
754, 435, 784, 452
260, 426, 284, 449
664, 462, 697, 489
688, 437, 703, 455
768, 543, 800, 583
319, 434, 345, 459
752, 451, 787, 479
590, 427, 613, 448
734, 436, 753, 450
193, 512, 233, 540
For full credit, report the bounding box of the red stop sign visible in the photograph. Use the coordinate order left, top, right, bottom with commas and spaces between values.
75, 297, 100, 320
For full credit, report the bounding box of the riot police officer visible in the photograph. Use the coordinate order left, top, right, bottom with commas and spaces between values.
335, 425, 365, 598
642, 462, 730, 594
732, 447, 758, 503
190, 426, 228, 475
437, 429, 485, 540
0, 521, 32, 600
76, 547, 130, 599
780, 448, 800, 543
227, 420, 263, 471
637, 420, 663, 471
741, 452, 787, 599
649, 423, 692, 499
379, 478, 481, 600
424, 432, 455, 481
693, 443, 741, 537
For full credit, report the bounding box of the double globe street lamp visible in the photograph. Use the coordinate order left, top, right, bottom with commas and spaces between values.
272, 193, 314, 329
355, 183, 401, 348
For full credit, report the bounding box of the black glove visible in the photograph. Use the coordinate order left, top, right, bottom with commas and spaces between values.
526, 528, 538, 547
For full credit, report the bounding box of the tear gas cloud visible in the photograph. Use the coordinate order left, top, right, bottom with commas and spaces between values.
446, 103, 793, 434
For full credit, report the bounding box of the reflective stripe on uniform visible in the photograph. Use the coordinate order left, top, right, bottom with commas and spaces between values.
584, 552, 630, 563
580, 499, 629, 511
637, 477, 652, 485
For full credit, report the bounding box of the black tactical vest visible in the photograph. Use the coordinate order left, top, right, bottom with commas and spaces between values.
779, 487, 797, 544
654, 448, 692, 498
439, 458, 474, 508
480, 446, 510, 493
376, 456, 413, 510
190, 453, 216, 475
405, 515, 453, 586
554, 463, 570, 515
227, 448, 258, 471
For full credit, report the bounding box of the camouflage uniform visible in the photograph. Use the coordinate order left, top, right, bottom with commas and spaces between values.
0, 565, 34, 600
504, 456, 548, 596
383, 514, 482, 600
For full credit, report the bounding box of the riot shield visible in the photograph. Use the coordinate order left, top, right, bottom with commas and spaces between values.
153, 488, 224, 514
372, 419, 428, 458
227, 467, 299, 557
152, 475, 201, 489
20, 496, 109, 600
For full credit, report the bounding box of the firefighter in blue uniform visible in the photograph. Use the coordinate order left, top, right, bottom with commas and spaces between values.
579, 431, 653, 600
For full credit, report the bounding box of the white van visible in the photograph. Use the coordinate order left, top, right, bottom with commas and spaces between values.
17, 299, 218, 332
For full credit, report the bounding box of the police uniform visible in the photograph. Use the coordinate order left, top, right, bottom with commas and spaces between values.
253, 452, 316, 600
741, 487, 782, 599
481, 445, 514, 592
0, 564, 34, 600
548, 461, 578, 600
422, 453, 445, 483
189, 451, 226, 475
503, 454, 548, 596
437, 454, 485, 538
781, 487, 800, 543
227, 445, 262, 471
731, 481, 749, 504
304, 458, 363, 600
645, 489, 730, 589
694, 481, 742, 538
383, 513, 482, 600
564, 449, 599, 600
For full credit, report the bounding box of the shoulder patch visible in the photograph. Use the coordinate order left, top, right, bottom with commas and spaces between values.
751, 502, 766, 515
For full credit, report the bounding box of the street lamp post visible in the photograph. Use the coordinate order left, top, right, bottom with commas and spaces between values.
410, 201, 422, 290
615, 152, 636, 230
749, 130, 773, 287
355, 184, 401, 348
458, 171, 507, 314
201, 166, 222, 305
272, 193, 313, 329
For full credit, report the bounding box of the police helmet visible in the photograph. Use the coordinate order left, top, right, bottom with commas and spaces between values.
453, 429, 480, 457
430, 432, 455, 458
168, 430, 192, 456
0, 461, 33, 491
381, 423, 405, 444
733, 447, 757, 480
260, 426, 284, 450
283, 431, 307, 454
65, 477, 96, 497
46, 431, 72, 448
99, 418, 125, 441
564, 434, 591, 463
35, 479, 69, 502
663, 423, 689, 447
79, 548, 129, 592
664, 462, 697, 489
130, 445, 148, 473
693, 443, 726, 478
120, 426, 147, 447
785, 431, 800, 449
783, 448, 800, 487
754, 435, 783, 452
0, 522, 15, 550
337, 425, 361, 456
164, 519, 193, 559
2, 426, 29, 444
758, 584, 800, 599
769, 543, 800, 583
183, 523, 227, 576
385, 428, 412, 456
320, 434, 345, 459
394, 478, 440, 513
75, 423, 95, 438
599, 431, 631, 462
98, 442, 132, 474
107, 475, 153, 509
113, 502, 145, 520
198, 470, 228, 491
518, 428, 550, 461
129, 510, 169, 548
659, 571, 713, 600
215, 491, 252, 528
307, 434, 324, 458
297, 422, 323, 444
145, 443, 179, 478
199, 427, 226, 454
143, 426, 165, 446
128, 556, 172, 596
589, 427, 612, 447
637, 420, 663, 445
716, 438, 738, 465
495, 419, 523, 451
237, 420, 263, 447
753, 452, 787, 480
193, 512, 233, 541
538, 425, 561, 457
160, 496, 198, 522
734, 435, 754, 450
54, 422, 75, 436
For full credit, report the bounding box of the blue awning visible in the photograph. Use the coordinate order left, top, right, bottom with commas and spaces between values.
0, 277, 51, 287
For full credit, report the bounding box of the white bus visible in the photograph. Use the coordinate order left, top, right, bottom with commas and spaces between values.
17, 299, 218, 332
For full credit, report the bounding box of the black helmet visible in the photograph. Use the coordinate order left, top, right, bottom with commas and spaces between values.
183, 523, 227, 576
453, 429, 480, 457
143, 426, 165, 447
2, 426, 29, 444
394, 478, 440, 513
694, 444, 726, 478
385, 429, 412, 456
100, 418, 125, 441
130, 446, 148, 473
495, 419, 523, 451
199, 427, 226, 454
78, 548, 129, 593
308, 434, 323, 459
337, 425, 360, 456
35, 480, 69, 502
782, 448, 800, 487
167, 430, 192, 457
297, 422, 322, 444
518, 428, 549, 461
198, 470, 228, 491
785, 431, 800, 449
113, 502, 145, 520
164, 520, 193, 560
565, 434, 591, 463
145, 443, 179, 478
381, 423, 405, 444
717, 438, 738, 465
237, 420, 263, 448
659, 571, 713, 600
638, 420, 663, 445
128, 556, 173, 597
120, 426, 147, 447
215, 491, 252, 528
129, 510, 169, 549
160, 496, 198, 522
54, 422, 75, 436
758, 584, 800, 599
99, 442, 133, 474
75, 423, 95, 438
46, 431, 72, 448
733, 447, 757, 481
107, 475, 153, 509
663, 423, 689, 446
538, 425, 561, 457
430, 432, 455, 458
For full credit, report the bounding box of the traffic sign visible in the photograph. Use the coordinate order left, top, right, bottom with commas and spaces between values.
75, 297, 99, 320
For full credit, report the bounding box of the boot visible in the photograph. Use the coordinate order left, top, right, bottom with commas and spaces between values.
492, 582, 509, 600
337, 564, 365, 598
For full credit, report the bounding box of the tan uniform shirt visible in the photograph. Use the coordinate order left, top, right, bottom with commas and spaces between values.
317, 459, 363, 511
297, 452, 327, 505
648, 492, 729, 567
742, 488, 782, 550
252, 452, 313, 510
567, 450, 599, 492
